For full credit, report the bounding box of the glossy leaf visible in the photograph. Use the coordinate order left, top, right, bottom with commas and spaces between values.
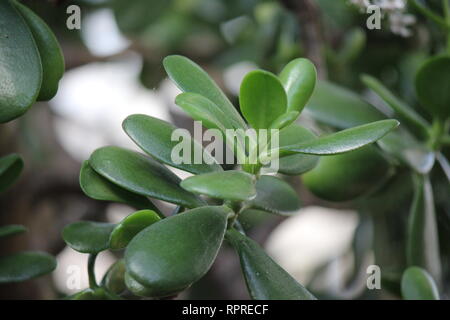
275, 124, 319, 175
361, 74, 429, 134
163, 55, 246, 129
226, 229, 316, 300
0, 154, 24, 193
0, 0, 42, 123
305, 81, 385, 129
14, 1, 64, 101
247, 175, 300, 215
89, 146, 205, 208
101, 260, 126, 295
124, 271, 154, 297
62, 221, 115, 254
80, 161, 160, 212
0, 252, 56, 283
401, 267, 439, 300
279, 58, 317, 113
181, 170, 256, 201
123, 114, 222, 174
415, 55, 450, 119
269, 111, 299, 130
125, 206, 231, 297
0, 225, 26, 238
109, 210, 161, 250
239, 70, 287, 129
407, 175, 441, 282
278, 119, 399, 156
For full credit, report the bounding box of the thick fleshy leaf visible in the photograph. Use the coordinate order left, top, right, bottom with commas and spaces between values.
0, 153, 24, 193
163, 55, 246, 129
415, 55, 450, 119
0, 225, 26, 238
124, 271, 154, 297
239, 70, 287, 129
125, 206, 231, 297
62, 221, 116, 254
401, 267, 439, 300
305, 81, 385, 129
109, 210, 161, 250
226, 229, 316, 300
0, 0, 42, 123
378, 129, 435, 174
275, 124, 319, 175
13, 1, 64, 101
123, 114, 221, 174
101, 260, 126, 295
0, 252, 56, 283
247, 175, 300, 215
406, 175, 441, 282
79, 161, 161, 212
302, 145, 390, 202
181, 170, 256, 201
278, 119, 399, 156
361, 74, 428, 134
269, 111, 299, 130
279, 58, 317, 113
89, 146, 205, 208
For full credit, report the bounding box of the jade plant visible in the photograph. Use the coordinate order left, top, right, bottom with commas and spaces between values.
62, 54, 399, 300
0, 0, 63, 284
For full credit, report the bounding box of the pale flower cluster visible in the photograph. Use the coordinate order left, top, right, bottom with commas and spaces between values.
349, 0, 416, 37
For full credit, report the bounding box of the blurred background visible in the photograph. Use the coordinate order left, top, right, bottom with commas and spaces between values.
0, 0, 449, 299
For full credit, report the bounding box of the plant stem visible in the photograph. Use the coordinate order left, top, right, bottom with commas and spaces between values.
410, 0, 449, 29
88, 254, 98, 289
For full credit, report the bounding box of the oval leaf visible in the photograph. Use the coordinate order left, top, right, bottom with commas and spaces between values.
125, 206, 231, 297
89, 146, 205, 208
0, 153, 24, 193
124, 271, 155, 297
80, 161, 161, 213
123, 114, 222, 174
226, 229, 316, 300
279, 58, 317, 113
181, 170, 256, 201
163, 55, 246, 129
0, 224, 27, 239
239, 70, 287, 129
415, 55, 450, 119
62, 221, 115, 254
269, 111, 299, 130
0, 252, 56, 283
279, 119, 399, 156
401, 267, 439, 300
13, 1, 64, 101
0, 0, 42, 123
101, 260, 126, 295
247, 175, 300, 215
109, 210, 161, 250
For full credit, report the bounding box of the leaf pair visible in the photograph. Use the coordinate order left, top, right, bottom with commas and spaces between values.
0, 0, 64, 123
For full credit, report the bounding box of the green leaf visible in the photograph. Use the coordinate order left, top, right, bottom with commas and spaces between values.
101, 260, 126, 295
62, 221, 115, 254
415, 55, 450, 119
13, 1, 64, 101
361, 74, 429, 135
275, 124, 319, 175
378, 129, 435, 174
0, 0, 42, 123
239, 70, 287, 129
125, 206, 231, 297
406, 174, 441, 282
279, 58, 317, 113
0, 153, 24, 193
401, 267, 439, 300
0, 225, 27, 239
163, 55, 246, 129
124, 271, 155, 297
123, 114, 222, 174
89, 146, 205, 208
226, 229, 316, 300
109, 210, 161, 250
305, 81, 385, 129
269, 111, 299, 130
0, 252, 56, 283
80, 161, 161, 212
180, 170, 256, 201
278, 119, 399, 156
247, 175, 300, 215
69, 287, 118, 300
